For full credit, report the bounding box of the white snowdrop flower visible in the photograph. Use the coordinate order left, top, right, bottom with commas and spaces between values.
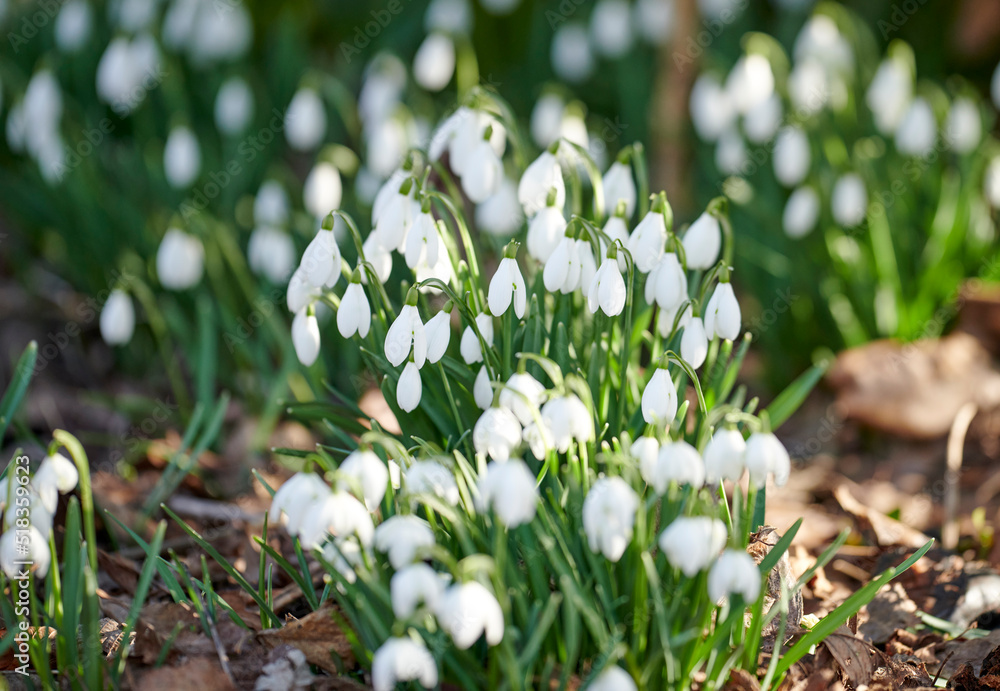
577, 240, 598, 290
659, 516, 727, 577
462, 136, 503, 203
601, 214, 630, 271
489, 255, 527, 318
690, 74, 735, 142
55, 0, 92, 52
460, 313, 494, 364
22, 70, 61, 137
745, 432, 791, 488
583, 476, 639, 562
372, 637, 438, 691
186, 1, 251, 64
772, 126, 810, 188
643, 440, 705, 493
831, 173, 868, 227
627, 209, 667, 273
413, 32, 455, 92
895, 97, 936, 157
96, 34, 161, 115
590, 0, 633, 58
629, 436, 660, 470
254, 180, 289, 227
322, 538, 363, 585
559, 110, 590, 156
531, 93, 565, 148
415, 235, 456, 294
667, 175, 705, 241
476, 177, 523, 236
391, 563, 447, 619
743, 93, 782, 144
375, 183, 418, 251
680, 317, 708, 369
396, 361, 422, 413
527, 204, 567, 263
648, 253, 687, 309
546, 235, 584, 296
633, 0, 674, 44
703, 427, 747, 484
339, 450, 388, 511
214, 77, 253, 136
423, 310, 452, 364
551, 24, 594, 83
428, 108, 466, 161
5, 103, 26, 153
426, 0, 472, 33
726, 54, 775, 114
709, 549, 761, 603
366, 117, 409, 179
374, 515, 435, 568
474, 365, 495, 410
474, 406, 521, 462
588, 257, 627, 317
541, 395, 593, 452
866, 58, 912, 135
499, 372, 545, 427
405, 211, 440, 270
163, 126, 200, 188
522, 420, 554, 460
588, 666, 637, 691
481, 0, 520, 13
783, 186, 820, 239
656, 301, 691, 338
337, 278, 372, 339
248, 227, 295, 284
385, 303, 427, 368
985, 157, 1000, 208
603, 160, 636, 219
301, 227, 342, 288
704, 282, 741, 341
788, 59, 831, 116
437, 581, 505, 649
793, 14, 853, 74
100, 289, 135, 346
292, 308, 321, 366
298, 490, 375, 549
361, 233, 393, 285
286, 267, 320, 313
478, 459, 538, 527
157, 228, 204, 290
449, 111, 505, 177
358, 54, 407, 124
404, 461, 459, 506
519, 151, 566, 217
715, 128, 747, 176
33, 453, 79, 514
0, 526, 50, 579
944, 97, 981, 154
271, 472, 331, 536
285, 88, 326, 151
641, 367, 677, 426
304, 162, 343, 220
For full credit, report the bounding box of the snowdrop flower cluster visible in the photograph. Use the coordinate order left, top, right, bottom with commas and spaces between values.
6, 70, 67, 183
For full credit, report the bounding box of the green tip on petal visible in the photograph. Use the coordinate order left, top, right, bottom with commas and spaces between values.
546, 187, 559, 207
614, 200, 628, 218
351, 267, 363, 284
503, 240, 520, 259
547, 140, 561, 155
400, 177, 415, 196
405, 287, 420, 306
483, 124, 494, 141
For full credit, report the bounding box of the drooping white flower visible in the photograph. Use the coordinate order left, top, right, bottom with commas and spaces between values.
298, 490, 375, 549
271, 472, 331, 536
659, 516, 727, 577
248, 226, 295, 284
895, 97, 936, 157
292, 308, 321, 366
371, 637, 438, 691
743, 93, 782, 144
499, 372, 545, 427
33, 453, 79, 514
866, 57, 912, 135
726, 54, 775, 114
404, 461, 460, 506
163, 126, 201, 188
680, 317, 708, 369
518, 151, 565, 217
476, 178, 524, 236
715, 128, 748, 176
0, 526, 50, 579
214, 77, 253, 136
587, 257, 627, 316
703, 428, 747, 484
656, 301, 692, 339
531, 93, 565, 148
473, 407, 522, 462
390, 563, 448, 619
831, 173, 868, 227
577, 240, 598, 290
489, 256, 527, 318
544, 234, 581, 294
253, 179, 289, 225
436, 582, 505, 649
745, 432, 791, 488
413, 32, 455, 92
301, 227, 342, 289
405, 211, 440, 270
462, 136, 503, 203
96, 34, 161, 114
527, 204, 568, 263
629, 436, 660, 471
339, 450, 389, 511
449, 111, 505, 176
704, 282, 741, 341
285, 87, 327, 151
287, 267, 320, 313
426, 0, 473, 33
157, 228, 204, 290
460, 313, 493, 364
583, 476, 639, 562
474, 365, 495, 410
100, 289, 135, 346
682, 212, 721, 270
647, 253, 687, 309
374, 515, 435, 568
783, 186, 820, 239
375, 183, 419, 252
385, 304, 427, 368
541, 395, 593, 452
304, 162, 343, 220
601, 214, 630, 271
477, 459, 538, 527
602, 160, 636, 218
551, 24, 594, 84
396, 361, 422, 413
772, 126, 811, 188
708, 549, 761, 603
360, 234, 393, 285
626, 209, 667, 273
55, 0, 92, 53
423, 310, 452, 363
588, 666, 637, 691
643, 440, 705, 493
634, 0, 674, 44
944, 98, 981, 154
690, 73, 735, 142
415, 237, 456, 293
641, 367, 677, 426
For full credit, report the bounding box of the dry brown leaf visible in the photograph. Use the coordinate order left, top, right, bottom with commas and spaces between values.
834, 483, 932, 548
258, 604, 355, 675
859, 582, 921, 645
127, 656, 235, 690
822, 627, 879, 689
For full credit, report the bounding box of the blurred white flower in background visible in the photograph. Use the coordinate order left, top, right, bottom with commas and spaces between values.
551, 24, 594, 84
390, 563, 447, 619
588, 667, 637, 691
477, 459, 538, 527
633, 0, 674, 45
531, 93, 565, 148
643, 440, 705, 492
659, 516, 726, 577
519, 149, 566, 217
164, 126, 201, 187
436, 581, 505, 649
100, 289, 135, 346
783, 186, 820, 239
214, 77, 254, 135
479, 0, 520, 15
304, 162, 343, 220
772, 126, 811, 188
499, 372, 545, 426
156, 228, 204, 290
726, 54, 774, 115
109, 0, 160, 33
985, 157, 1000, 208
96, 34, 161, 115
371, 637, 438, 691
426, 0, 472, 34
690, 74, 735, 142
291, 308, 321, 366
831, 173, 868, 227
254, 180, 289, 227
474, 365, 495, 409
476, 178, 523, 236
867, 56, 913, 135
249, 226, 297, 283
703, 427, 746, 484
603, 160, 637, 219
745, 431, 791, 488
404, 460, 460, 505
944, 98, 981, 154
590, 0, 634, 58
708, 549, 761, 603
894, 97, 936, 157
55, 0, 93, 53
715, 128, 748, 176
285, 87, 327, 151
374, 515, 435, 568
339, 449, 388, 511
413, 32, 456, 92
583, 476, 639, 562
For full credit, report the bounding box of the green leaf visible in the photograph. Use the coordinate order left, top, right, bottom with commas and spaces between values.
0, 341, 37, 442
764, 360, 829, 430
